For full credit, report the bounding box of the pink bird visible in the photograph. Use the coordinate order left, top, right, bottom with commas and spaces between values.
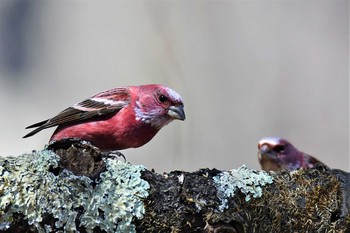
258, 137, 327, 171
24, 84, 185, 151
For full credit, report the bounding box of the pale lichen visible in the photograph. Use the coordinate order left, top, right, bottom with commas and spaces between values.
0, 149, 149, 232
213, 165, 273, 211
80, 157, 149, 233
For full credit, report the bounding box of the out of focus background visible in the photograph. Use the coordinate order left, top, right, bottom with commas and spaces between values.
0, 1, 348, 172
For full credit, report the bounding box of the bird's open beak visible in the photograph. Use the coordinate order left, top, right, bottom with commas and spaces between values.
168, 105, 186, 121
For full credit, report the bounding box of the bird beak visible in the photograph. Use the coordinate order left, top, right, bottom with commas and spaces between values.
259, 144, 271, 155
259, 144, 278, 160
258, 145, 282, 171
168, 105, 186, 121
258, 144, 277, 161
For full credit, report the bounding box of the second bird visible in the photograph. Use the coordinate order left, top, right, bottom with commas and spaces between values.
258, 137, 327, 171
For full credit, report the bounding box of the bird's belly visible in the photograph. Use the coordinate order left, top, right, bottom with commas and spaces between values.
50, 119, 158, 151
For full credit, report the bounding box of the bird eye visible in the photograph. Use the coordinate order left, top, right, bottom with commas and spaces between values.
273, 145, 286, 153
158, 95, 168, 103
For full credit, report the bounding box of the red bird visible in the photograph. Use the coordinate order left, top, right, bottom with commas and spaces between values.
258, 137, 327, 171
24, 84, 185, 151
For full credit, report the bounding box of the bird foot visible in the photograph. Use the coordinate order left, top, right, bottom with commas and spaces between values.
47, 138, 94, 151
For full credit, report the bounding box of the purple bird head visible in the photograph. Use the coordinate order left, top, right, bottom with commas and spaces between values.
258, 137, 326, 171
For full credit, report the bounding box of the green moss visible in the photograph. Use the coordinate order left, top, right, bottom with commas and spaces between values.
213, 165, 273, 211
0, 150, 149, 232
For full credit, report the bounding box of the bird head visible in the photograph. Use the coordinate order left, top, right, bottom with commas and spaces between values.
134, 84, 185, 129
258, 137, 303, 171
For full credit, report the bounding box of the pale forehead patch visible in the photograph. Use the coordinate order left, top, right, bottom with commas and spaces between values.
165, 87, 182, 102
259, 137, 281, 146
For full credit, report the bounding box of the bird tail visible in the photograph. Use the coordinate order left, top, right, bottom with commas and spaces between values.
23, 119, 49, 138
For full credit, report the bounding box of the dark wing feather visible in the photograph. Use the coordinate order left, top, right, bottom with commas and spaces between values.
25, 119, 51, 129
304, 154, 328, 168
23, 87, 130, 138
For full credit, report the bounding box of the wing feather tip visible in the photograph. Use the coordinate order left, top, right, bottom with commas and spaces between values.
25, 119, 50, 129
23, 131, 36, 138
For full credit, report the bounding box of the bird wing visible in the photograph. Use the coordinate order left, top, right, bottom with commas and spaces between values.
23, 87, 131, 138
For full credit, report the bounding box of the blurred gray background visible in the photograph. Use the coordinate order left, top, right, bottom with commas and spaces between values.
0, 0, 348, 172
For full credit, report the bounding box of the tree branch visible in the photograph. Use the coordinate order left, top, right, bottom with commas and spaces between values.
0, 141, 349, 232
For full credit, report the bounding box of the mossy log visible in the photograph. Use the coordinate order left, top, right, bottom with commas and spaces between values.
0, 140, 349, 232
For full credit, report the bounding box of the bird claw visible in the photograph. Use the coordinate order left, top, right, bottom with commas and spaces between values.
101, 151, 126, 162
47, 138, 93, 151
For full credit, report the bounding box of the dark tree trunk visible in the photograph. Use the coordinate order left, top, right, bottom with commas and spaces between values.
0, 140, 349, 233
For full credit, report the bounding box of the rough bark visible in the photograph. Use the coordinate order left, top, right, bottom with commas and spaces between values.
0, 140, 349, 233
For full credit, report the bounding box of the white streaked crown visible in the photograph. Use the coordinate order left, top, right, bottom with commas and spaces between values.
165, 87, 183, 103
259, 137, 281, 146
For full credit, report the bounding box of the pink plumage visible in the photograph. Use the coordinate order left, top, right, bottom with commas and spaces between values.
24, 84, 185, 151
258, 137, 327, 171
